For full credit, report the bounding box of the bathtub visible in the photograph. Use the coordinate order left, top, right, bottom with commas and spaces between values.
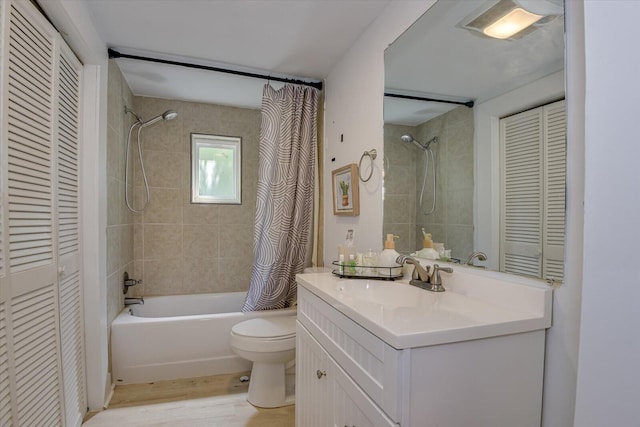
111, 292, 296, 385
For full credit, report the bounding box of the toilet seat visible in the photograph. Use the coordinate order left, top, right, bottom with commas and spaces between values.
231, 316, 296, 340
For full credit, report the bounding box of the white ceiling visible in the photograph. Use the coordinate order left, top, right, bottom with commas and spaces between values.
384, 0, 564, 125
84, 0, 392, 109
83, 0, 564, 122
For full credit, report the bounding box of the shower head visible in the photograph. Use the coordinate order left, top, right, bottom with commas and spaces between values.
400, 134, 438, 150
141, 110, 178, 128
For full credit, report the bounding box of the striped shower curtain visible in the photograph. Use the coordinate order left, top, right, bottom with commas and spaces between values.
242, 84, 319, 311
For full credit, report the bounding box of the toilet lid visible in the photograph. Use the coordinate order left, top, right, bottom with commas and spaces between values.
232, 316, 296, 339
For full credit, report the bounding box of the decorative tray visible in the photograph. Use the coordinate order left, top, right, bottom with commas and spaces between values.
331, 261, 403, 281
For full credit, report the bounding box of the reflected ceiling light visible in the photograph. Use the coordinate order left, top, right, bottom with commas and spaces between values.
482, 7, 543, 39
459, 0, 561, 40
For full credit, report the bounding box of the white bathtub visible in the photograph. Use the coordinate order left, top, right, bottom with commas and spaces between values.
111, 292, 296, 385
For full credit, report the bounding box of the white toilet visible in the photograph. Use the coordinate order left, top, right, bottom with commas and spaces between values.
230, 315, 297, 408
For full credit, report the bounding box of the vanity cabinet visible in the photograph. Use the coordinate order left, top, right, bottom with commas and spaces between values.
296, 323, 396, 427
296, 280, 548, 427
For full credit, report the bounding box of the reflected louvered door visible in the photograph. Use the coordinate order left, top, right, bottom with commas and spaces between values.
543, 100, 566, 282
0, 0, 69, 425
500, 108, 544, 277
500, 100, 567, 281
56, 40, 86, 427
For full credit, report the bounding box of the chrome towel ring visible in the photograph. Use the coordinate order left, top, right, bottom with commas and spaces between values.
358, 149, 377, 182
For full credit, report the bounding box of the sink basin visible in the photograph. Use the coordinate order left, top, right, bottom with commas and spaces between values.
297, 273, 552, 349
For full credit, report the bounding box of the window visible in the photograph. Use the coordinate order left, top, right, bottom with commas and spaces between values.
191, 133, 242, 204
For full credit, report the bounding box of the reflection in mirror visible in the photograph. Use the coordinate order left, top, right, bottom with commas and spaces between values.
383, 0, 565, 282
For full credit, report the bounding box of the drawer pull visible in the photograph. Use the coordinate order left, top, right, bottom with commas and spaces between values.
316, 369, 326, 379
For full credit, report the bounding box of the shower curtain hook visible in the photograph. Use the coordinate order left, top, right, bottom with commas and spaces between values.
358, 149, 377, 182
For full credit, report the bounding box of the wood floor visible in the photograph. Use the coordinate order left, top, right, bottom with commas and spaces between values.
82, 372, 295, 427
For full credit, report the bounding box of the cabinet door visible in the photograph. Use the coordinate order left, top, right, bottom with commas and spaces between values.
332, 357, 397, 427
296, 322, 331, 427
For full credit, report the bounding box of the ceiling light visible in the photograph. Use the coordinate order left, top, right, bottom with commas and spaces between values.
482, 7, 543, 39
458, 0, 560, 41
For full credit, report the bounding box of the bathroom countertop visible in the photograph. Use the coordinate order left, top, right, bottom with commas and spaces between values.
296, 272, 552, 349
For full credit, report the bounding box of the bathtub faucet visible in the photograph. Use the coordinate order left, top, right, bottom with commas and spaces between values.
123, 271, 142, 294
125, 297, 144, 306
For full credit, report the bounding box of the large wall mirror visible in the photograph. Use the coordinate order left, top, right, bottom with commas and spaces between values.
383, 0, 565, 282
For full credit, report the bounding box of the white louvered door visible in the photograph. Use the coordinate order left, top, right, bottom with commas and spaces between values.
56, 39, 86, 427
542, 101, 566, 281
0, 1, 86, 425
500, 100, 566, 281
500, 108, 544, 277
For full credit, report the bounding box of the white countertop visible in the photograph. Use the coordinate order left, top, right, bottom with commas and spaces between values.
296, 272, 552, 349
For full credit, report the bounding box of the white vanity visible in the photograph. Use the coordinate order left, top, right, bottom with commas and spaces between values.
295, 267, 552, 427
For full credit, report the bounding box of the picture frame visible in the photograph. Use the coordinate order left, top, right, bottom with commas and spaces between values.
331, 163, 360, 216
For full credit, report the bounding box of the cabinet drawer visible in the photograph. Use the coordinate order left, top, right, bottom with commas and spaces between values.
298, 287, 403, 422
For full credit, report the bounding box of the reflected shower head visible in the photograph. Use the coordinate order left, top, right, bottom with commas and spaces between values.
141, 110, 178, 128
400, 134, 438, 150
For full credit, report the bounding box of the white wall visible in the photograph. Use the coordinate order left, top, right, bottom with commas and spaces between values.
323, 1, 435, 261
574, 1, 640, 425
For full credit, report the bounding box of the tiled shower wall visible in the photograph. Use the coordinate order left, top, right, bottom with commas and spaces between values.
129, 96, 261, 296
106, 60, 135, 324
383, 123, 417, 254
383, 105, 474, 259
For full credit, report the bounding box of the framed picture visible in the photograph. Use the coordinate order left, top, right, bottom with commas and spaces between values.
191, 133, 242, 204
332, 163, 360, 216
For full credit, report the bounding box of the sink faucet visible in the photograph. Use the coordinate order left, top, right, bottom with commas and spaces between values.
429, 264, 453, 292
463, 251, 487, 266
396, 255, 430, 282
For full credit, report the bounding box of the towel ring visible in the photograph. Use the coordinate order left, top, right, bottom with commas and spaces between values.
358, 149, 377, 182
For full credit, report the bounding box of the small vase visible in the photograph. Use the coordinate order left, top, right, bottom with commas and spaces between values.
342, 194, 349, 206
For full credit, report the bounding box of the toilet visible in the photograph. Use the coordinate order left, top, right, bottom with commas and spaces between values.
230, 315, 297, 408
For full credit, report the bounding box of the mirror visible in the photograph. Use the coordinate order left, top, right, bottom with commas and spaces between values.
383, 0, 565, 281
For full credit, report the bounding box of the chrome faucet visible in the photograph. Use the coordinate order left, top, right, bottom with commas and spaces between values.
429, 264, 453, 292
396, 255, 430, 281
463, 251, 487, 266
124, 297, 144, 306
123, 272, 142, 294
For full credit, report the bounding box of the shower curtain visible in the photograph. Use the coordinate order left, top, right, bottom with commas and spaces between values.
242, 84, 319, 311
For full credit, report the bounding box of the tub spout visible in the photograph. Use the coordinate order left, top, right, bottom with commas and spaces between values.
125, 297, 144, 306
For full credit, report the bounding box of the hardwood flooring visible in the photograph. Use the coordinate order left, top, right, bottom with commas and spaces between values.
82, 372, 295, 427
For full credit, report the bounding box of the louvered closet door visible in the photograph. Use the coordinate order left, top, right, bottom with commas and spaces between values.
542, 100, 566, 281
0, 0, 65, 425
500, 100, 567, 281
500, 108, 544, 277
56, 40, 86, 427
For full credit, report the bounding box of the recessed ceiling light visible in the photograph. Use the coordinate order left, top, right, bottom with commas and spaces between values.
482, 7, 544, 39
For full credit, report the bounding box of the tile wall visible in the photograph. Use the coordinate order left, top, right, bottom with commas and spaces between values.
383, 123, 417, 253
106, 60, 135, 325
129, 97, 261, 296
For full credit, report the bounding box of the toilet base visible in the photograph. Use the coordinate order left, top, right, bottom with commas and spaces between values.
246, 361, 295, 408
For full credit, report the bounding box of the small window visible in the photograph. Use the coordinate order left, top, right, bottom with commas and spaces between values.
191, 133, 242, 204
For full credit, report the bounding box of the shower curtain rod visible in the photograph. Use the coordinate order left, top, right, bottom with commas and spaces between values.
108, 48, 323, 90
384, 92, 474, 108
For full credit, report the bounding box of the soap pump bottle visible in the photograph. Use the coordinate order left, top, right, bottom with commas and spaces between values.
378, 234, 402, 277
416, 229, 440, 260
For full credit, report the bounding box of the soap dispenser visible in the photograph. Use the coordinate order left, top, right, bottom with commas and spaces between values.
416, 229, 440, 260
378, 234, 402, 277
